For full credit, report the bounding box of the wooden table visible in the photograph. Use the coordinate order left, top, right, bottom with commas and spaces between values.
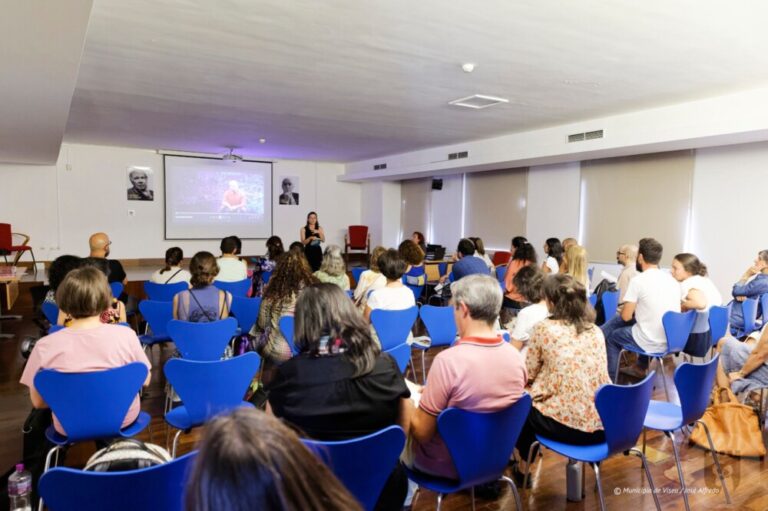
0, 268, 23, 339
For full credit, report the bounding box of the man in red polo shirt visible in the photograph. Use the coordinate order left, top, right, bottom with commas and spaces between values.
406, 274, 527, 479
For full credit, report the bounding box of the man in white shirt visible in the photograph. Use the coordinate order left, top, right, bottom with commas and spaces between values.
216, 235, 248, 282
604, 238, 681, 381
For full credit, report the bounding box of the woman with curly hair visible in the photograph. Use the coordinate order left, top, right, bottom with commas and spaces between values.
313, 244, 350, 290
251, 250, 317, 376
398, 239, 426, 289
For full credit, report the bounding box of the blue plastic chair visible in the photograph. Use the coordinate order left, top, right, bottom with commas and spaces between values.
303, 426, 406, 511
261, 270, 273, 285
707, 304, 730, 356
437, 262, 448, 278
615, 310, 696, 401
164, 352, 259, 456
495, 264, 507, 285
138, 300, 174, 356
525, 374, 660, 511
739, 297, 759, 336
41, 301, 59, 325
34, 363, 151, 472
278, 315, 299, 356
370, 306, 418, 351
351, 267, 366, 286
39, 451, 196, 511
143, 281, 188, 302
230, 296, 262, 335
405, 394, 532, 511
402, 278, 426, 303
167, 318, 238, 361
213, 278, 251, 298
384, 343, 412, 374
589, 294, 597, 307
760, 293, 768, 329
110, 281, 124, 298
413, 305, 456, 383
600, 290, 619, 325
643, 356, 730, 510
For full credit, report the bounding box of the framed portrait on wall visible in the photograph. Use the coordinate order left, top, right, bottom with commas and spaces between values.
127, 166, 154, 201
278, 176, 299, 205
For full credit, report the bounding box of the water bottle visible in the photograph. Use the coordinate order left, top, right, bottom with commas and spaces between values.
566, 458, 584, 502
8, 464, 32, 511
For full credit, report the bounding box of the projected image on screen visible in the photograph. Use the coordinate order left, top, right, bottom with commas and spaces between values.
165, 155, 273, 239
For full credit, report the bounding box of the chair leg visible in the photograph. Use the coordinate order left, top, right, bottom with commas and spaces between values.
667, 431, 690, 511
629, 448, 661, 511
500, 475, 523, 511
642, 427, 647, 455
614, 349, 626, 382
470, 486, 476, 511
421, 350, 427, 384
695, 419, 731, 504
658, 357, 670, 401
591, 463, 607, 511
522, 440, 540, 490
172, 429, 184, 458
436, 493, 444, 511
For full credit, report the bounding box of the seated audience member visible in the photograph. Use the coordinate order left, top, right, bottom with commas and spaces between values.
313, 245, 350, 291
405, 274, 527, 479
268, 283, 411, 511
44, 255, 81, 304
439, 238, 489, 284
69, 258, 128, 325
509, 267, 548, 352
398, 239, 426, 287
150, 247, 191, 285
21, 267, 151, 435
252, 250, 317, 372
729, 250, 768, 336
288, 241, 305, 253
252, 236, 284, 297
602, 238, 680, 381
503, 242, 537, 309
411, 231, 427, 254
353, 245, 387, 312
511, 236, 528, 257
365, 249, 416, 322
541, 237, 563, 274
564, 244, 590, 294
560, 238, 578, 272
185, 408, 361, 511
216, 235, 248, 282
516, 274, 609, 475
173, 251, 232, 322
670, 253, 722, 357
715, 327, 768, 397
88, 232, 127, 285
616, 244, 638, 306
469, 236, 495, 274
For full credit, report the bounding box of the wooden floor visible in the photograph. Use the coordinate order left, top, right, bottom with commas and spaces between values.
1, 303, 766, 511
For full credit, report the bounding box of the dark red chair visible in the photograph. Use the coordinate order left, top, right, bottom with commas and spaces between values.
0, 223, 36, 267
345, 225, 370, 260
491, 250, 511, 267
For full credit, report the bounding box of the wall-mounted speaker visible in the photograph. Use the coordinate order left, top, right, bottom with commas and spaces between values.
431, 178, 443, 190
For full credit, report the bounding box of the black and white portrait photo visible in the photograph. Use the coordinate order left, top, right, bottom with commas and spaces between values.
127, 166, 154, 201
278, 176, 299, 205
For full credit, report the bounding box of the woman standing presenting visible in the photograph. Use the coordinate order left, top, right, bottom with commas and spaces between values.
301, 211, 325, 272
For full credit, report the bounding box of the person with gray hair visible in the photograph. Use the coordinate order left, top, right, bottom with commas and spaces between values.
616, 243, 639, 305
404, 274, 527, 479
729, 249, 768, 336
313, 244, 350, 291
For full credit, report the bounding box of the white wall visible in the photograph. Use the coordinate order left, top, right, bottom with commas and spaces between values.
525, 162, 581, 257
0, 143, 360, 260
360, 181, 401, 249
428, 175, 463, 249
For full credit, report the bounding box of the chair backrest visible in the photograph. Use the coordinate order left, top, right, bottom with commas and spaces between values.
213, 278, 251, 297
0, 223, 12, 250
34, 363, 148, 441
675, 355, 719, 426
438, 394, 532, 487
384, 343, 411, 373
601, 290, 619, 323
403, 282, 424, 303
491, 251, 511, 267
708, 305, 729, 347
167, 318, 238, 361
662, 310, 697, 353
419, 305, 456, 348
588, 294, 597, 307
164, 353, 259, 424
230, 296, 262, 334
39, 451, 196, 511
595, 372, 655, 454
761, 294, 768, 323
742, 297, 759, 334
347, 225, 369, 249
278, 315, 299, 355
303, 426, 405, 511
495, 264, 507, 285
261, 270, 272, 285
437, 262, 448, 277
370, 306, 418, 351
42, 301, 59, 324
351, 267, 366, 286
110, 281, 124, 298
143, 281, 188, 302
138, 300, 174, 340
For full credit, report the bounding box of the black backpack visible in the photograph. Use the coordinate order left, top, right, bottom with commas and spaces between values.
592, 279, 618, 325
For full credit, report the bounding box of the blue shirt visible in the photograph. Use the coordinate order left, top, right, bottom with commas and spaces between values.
452, 255, 491, 281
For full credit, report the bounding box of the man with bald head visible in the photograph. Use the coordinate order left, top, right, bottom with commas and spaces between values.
616, 243, 638, 305
89, 232, 127, 285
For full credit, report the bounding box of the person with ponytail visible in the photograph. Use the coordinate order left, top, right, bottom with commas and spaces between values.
514, 274, 610, 478
150, 247, 191, 285
671, 253, 722, 357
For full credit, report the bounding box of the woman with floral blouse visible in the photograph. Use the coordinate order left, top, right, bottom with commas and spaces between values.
515, 273, 611, 477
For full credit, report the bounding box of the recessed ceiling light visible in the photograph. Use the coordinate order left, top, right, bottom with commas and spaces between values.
449, 94, 509, 109
259, 138, 266, 144
461, 63, 476, 73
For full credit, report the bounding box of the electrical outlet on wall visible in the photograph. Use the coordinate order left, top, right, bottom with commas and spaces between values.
128, 210, 136, 217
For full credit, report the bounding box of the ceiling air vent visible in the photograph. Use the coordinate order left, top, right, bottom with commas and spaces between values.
449, 95, 509, 109
373, 163, 387, 171
567, 129, 604, 143
448, 151, 469, 160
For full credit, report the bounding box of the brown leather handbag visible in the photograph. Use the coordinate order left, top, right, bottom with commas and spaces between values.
689, 386, 766, 458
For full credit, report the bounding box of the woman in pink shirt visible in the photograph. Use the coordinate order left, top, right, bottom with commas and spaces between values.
20, 267, 151, 435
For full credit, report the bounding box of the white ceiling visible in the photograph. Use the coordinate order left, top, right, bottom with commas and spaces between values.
9, 0, 768, 164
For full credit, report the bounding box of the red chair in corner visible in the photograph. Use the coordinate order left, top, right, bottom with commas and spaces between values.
345, 225, 370, 260
491, 250, 511, 267
0, 223, 36, 268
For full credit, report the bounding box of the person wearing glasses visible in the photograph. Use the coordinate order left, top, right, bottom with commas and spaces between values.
616, 244, 638, 306
279, 177, 299, 205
